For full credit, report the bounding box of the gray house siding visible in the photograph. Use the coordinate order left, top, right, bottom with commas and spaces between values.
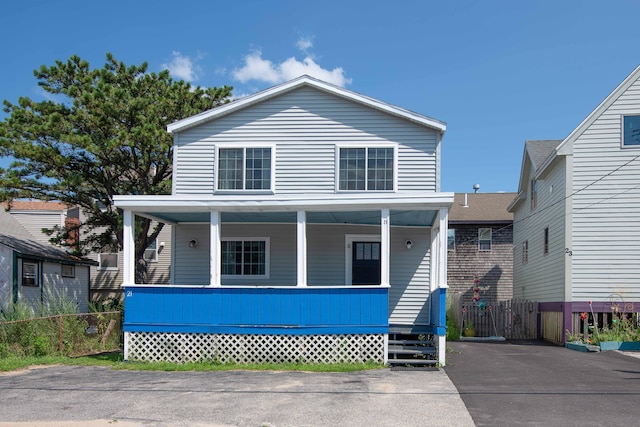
11, 211, 64, 245
42, 263, 90, 313
512, 157, 567, 302
173, 86, 439, 195
571, 77, 640, 302
0, 245, 10, 311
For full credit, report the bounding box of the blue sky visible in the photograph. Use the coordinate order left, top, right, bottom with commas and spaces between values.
2, 0, 640, 193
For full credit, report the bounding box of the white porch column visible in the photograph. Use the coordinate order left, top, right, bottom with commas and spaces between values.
210, 211, 221, 287
297, 210, 307, 286
438, 207, 449, 289
122, 209, 135, 285
380, 208, 390, 287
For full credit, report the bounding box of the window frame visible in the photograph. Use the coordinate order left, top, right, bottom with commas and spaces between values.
522, 240, 529, 264
61, 264, 75, 278
215, 145, 275, 193
221, 237, 270, 280
21, 259, 40, 287
543, 227, 549, 256
336, 145, 397, 192
143, 239, 158, 263
478, 227, 492, 252
98, 252, 119, 271
447, 229, 456, 251
622, 115, 640, 148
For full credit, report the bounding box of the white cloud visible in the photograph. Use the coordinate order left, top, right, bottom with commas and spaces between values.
162, 51, 198, 82
232, 50, 351, 87
296, 37, 313, 52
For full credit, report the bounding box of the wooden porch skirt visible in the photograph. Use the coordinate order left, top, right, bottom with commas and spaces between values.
124, 286, 389, 335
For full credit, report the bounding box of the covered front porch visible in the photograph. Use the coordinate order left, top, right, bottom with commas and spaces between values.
114, 193, 453, 364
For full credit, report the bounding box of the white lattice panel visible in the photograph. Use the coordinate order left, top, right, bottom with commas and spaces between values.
125, 332, 385, 364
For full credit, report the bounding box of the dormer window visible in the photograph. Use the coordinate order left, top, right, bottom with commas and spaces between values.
217, 147, 273, 191
338, 146, 395, 191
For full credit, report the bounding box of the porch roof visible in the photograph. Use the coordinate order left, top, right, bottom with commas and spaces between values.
113, 192, 454, 227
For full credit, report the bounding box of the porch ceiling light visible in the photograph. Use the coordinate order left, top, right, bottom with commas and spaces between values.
189, 239, 198, 248
405, 240, 412, 250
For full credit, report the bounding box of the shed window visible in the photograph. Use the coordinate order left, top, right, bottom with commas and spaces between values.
221, 238, 270, 278
338, 147, 395, 191
217, 147, 272, 191
61, 264, 75, 278
478, 228, 492, 251
623, 115, 640, 147
21, 261, 39, 286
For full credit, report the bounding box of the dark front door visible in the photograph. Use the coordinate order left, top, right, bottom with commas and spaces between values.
352, 242, 381, 285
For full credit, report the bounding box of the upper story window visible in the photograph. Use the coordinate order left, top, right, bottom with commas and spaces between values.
338, 146, 395, 191
522, 240, 529, 264
543, 227, 549, 255
447, 229, 455, 251
217, 147, 273, 191
530, 178, 538, 211
623, 115, 640, 147
221, 238, 270, 279
21, 260, 39, 286
478, 228, 492, 251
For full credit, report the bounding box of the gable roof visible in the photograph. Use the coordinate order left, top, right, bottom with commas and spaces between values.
167, 75, 446, 134
0, 208, 95, 266
449, 193, 515, 224
525, 140, 563, 171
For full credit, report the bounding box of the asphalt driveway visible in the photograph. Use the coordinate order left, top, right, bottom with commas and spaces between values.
445, 340, 640, 426
0, 365, 473, 427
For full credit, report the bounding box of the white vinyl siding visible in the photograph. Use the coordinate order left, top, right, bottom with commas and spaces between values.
11, 211, 64, 245
512, 157, 566, 302
172, 86, 439, 195
570, 76, 640, 301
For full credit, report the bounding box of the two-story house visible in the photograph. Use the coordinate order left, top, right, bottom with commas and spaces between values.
509, 65, 640, 343
115, 76, 454, 365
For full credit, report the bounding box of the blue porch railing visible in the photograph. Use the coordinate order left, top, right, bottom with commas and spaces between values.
124, 286, 389, 335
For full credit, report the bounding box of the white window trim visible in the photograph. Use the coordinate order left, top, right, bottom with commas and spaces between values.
478, 227, 492, 252
143, 239, 158, 263
621, 114, 640, 148
214, 144, 276, 193
335, 144, 398, 192
345, 234, 381, 285
221, 237, 270, 280
447, 229, 455, 252
98, 252, 119, 271
21, 259, 40, 287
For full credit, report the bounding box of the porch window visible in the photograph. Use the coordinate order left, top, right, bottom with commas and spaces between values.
221, 238, 269, 278
338, 147, 394, 191
478, 228, 492, 251
21, 260, 39, 286
447, 229, 455, 251
98, 253, 118, 270
217, 147, 272, 191
623, 115, 640, 147
143, 239, 158, 262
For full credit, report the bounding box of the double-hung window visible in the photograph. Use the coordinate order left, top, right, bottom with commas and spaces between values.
622, 115, 640, 147
143, 239, 158, 262
221, 238, 270, 279
447, 229, 456, 251
21, 260, 39, 286
478, 228, 492, 251
338, 146, 395, 191
98, 253, 118, 270
217, 147, 273, 191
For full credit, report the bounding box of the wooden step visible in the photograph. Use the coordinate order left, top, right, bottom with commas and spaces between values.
388, 358, 438, 365
388, 345, 437, 355
388, 339, 434, 345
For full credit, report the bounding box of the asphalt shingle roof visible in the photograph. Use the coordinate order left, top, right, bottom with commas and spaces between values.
525, 140, 562, 170
449, 193, 516, 223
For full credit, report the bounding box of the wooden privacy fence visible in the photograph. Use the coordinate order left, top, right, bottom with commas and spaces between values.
459, 299, 538, 339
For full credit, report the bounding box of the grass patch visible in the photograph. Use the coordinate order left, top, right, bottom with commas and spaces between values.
0, 352, 384, 373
